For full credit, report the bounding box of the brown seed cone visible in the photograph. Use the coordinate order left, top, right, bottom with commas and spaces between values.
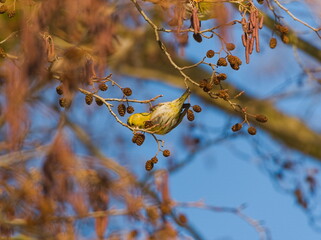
281, 26, 289, 34
118, 104, 126, 116
85, 94, 93, 105
192, 105, 202, 113
135, 134, 145, 146
231, 123, 243, 132
127, 106, 134, 114
281, 34, 290, 44
217, 58, 227, 66
203, 83, 213, 92
199, 79, 208, 89
178, 214, 188, 225
56, 85, 63, 95
99, 83, 108, 91
151, 156, 158, 164
59, 98, 66, 108
193, 33, 202, 43
226, 43, 236, 51
227, 55, 237, 65
276, 24, 289, 34
187, 109, 195, 121
255, 114, 268, 123
132, 133, 145, 145
132, 134, 138, 143
95, 98, 103, 106
235, 56, 242, 65
145, 160, 154, 171
230, 63, 240, 70
206, 50, 215, 58
217, 73, 227, 81
122, 87, 132, 96
59, 97, 71, 108
248, 126, 257, 135
163, 149, 171, 157
269, 37, 277, 49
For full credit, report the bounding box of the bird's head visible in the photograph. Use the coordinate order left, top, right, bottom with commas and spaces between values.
127, 113, 151, 129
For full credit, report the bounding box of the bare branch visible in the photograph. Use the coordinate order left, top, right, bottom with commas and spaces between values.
272, 0, 321, 37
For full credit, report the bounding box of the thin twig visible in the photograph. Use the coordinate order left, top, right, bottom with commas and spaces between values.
272, 0, 321, 37
130, 0, 200, 87
175, 201, 271, 240
151, 133, 164, 156
78, 87, 159, 135
104, 95, 162, 103
78, 87, 131, 130
180, 57, 206, 70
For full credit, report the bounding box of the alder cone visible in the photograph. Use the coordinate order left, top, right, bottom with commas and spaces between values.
145, 160, 154, 171
122, 87, 132, 96
118, 104, 126, 116
269, 38, 277, 49
127, 106, 134, 114
95, 98, 103, 106
193, 33, 203, 43
217, 58, 227, 66
226, 43, 235, 51
231, 123, 242, 132
187, 110, 195, 121
255, 114, 268, 123
85, 95, 93, 105
206, 50, 215, 58
163, 149, 171, 157
99, 83, 108, 91
192, 105, 202, 113
248, 126, 257, 135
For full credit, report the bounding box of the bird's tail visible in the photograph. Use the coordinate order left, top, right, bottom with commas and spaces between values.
170, 88, 191, 111
172, 88, 191, 128
177, 88, 191, 105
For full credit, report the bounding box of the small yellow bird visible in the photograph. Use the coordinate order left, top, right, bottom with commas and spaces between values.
127, 89, 191, 135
